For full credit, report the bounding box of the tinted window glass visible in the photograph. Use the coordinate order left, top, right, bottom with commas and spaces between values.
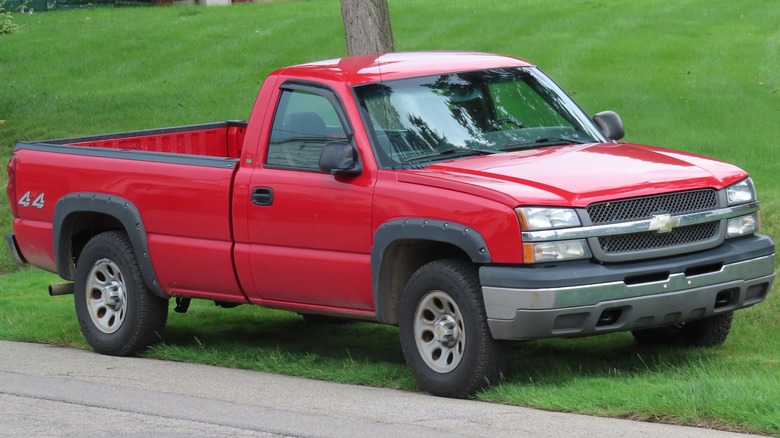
267, 89, 348, 169
354, 67, 605, 167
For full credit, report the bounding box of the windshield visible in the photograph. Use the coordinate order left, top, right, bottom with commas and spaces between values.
354, 67, 606, 167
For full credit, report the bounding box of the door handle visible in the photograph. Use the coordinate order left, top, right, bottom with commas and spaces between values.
251, 187, 274, 206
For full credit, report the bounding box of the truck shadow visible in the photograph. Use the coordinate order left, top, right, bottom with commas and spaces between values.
158, 304, 407, 371
155, 304, 418, 388
502, 335, 713, 388
157, 303, 721, 392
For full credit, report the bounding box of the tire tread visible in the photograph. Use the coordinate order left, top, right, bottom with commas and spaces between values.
400, 258, 507, 398
75, 231, 168, 356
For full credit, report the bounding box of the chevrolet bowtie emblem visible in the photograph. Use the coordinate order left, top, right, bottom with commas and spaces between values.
648, 214, 680, 234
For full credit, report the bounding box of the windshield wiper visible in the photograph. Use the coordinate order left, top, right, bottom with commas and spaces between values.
403, 147, 497, 163
501, 136, 590, 151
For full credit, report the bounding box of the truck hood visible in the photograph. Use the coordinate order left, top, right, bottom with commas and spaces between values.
399, 142, 748, 207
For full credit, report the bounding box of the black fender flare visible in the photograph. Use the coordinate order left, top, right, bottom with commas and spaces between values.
52, 192, 165, 298
371, 218, 491, 323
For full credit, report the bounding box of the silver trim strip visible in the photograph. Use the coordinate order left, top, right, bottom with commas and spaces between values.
522, 202, 759, 242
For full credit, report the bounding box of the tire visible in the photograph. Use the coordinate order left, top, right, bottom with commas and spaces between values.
631, 311, 733, 348
74, 231, 168, 356
681, 311, 733, 347
399, 258, 507, 398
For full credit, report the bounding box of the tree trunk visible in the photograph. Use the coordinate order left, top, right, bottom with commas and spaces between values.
340, 0, 395, 56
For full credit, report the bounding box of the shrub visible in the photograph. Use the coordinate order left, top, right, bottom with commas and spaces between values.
0, 0, 24, 35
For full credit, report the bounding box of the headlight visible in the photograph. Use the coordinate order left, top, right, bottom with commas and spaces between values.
726, 178, 756, 206
516, 207, 580, 230
523, 240, 592, 263
517, 207, 590, 262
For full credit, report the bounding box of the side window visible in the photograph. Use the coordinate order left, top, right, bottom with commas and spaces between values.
267, 89, 348, 169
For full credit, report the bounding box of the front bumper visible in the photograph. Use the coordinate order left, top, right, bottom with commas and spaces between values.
5, 233, 27, 265
480, 234, 775, 341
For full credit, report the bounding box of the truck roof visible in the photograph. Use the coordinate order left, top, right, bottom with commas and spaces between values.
274, 51, 535, 86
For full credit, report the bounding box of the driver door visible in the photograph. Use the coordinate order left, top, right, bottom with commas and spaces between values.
244, 83, 375, 311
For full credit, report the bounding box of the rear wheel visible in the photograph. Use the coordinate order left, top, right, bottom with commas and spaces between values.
632, 311, 733, 347
74, 231, 168, 356
399, 258, 507, 398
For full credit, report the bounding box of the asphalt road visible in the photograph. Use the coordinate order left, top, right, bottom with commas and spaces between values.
0, 340, 761, 437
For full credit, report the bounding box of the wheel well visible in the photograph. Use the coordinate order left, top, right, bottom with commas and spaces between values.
375, 239, 472, 325
59, 212, 124, 280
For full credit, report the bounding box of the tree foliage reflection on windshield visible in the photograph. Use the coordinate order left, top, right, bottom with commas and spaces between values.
354, 67, 605, 168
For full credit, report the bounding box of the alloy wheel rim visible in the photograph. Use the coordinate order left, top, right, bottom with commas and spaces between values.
413, 290, 465, 373
85, 258, 128, 334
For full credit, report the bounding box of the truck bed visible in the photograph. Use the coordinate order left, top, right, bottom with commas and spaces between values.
53, 121, 248, 159
10, 120, 249, 303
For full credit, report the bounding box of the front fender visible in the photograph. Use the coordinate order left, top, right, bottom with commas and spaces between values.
371, 218, 491, 323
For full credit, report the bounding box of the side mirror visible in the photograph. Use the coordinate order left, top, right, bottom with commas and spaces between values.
592, 111, 625, 141
319, 141, 362, 176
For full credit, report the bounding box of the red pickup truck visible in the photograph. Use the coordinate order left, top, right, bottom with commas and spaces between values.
6, 52, 776, 397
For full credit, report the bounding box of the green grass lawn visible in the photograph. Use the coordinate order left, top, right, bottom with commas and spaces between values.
1, 0, 779, 434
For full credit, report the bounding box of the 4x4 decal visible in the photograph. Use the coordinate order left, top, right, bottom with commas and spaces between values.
18, 191, 45, 209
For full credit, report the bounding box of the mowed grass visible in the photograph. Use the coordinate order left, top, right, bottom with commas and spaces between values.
1, 0, 779, 434
4, 268, 778, 434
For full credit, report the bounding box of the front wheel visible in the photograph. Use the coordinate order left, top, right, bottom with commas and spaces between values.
74, 231, 168, 356
399, 258, 507, 398
632, 311, 733, 348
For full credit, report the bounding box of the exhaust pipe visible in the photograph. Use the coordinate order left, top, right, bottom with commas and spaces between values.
49, 282, 74, 296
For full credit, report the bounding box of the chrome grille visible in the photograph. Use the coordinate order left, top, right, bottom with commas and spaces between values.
597, 222, 719, 254
587, 189, 718, 224
586, 189, 721, 259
